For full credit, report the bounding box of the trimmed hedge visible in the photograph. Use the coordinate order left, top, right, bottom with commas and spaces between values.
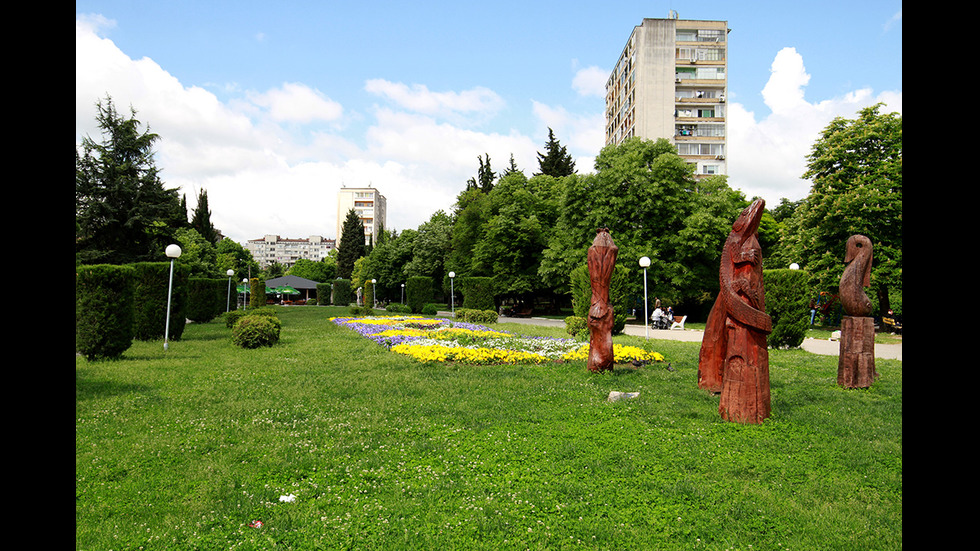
386, 303, 411, 313
187, 277, 226, 323
76, 264, 136, 360
332, 279, 354, 306
460, 276, 496, 311
406, 276, 433, 314
316, 282, 332, 306
455, 308, 498, 325
131, 262, 189, 342
764, 268, 811, 349
569, 263, 631, 334
249, 278, 266, 309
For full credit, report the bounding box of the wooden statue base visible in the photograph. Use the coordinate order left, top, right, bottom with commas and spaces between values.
837, 316, 878, 388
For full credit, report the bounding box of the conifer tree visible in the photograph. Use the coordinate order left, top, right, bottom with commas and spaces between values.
190, 188, 220, 244
535, 127, 576, 177
336, 208, 366, 279
76, 96, 184, 264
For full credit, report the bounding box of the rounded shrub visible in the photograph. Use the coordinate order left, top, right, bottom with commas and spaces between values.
386, 303, 411, 314
232, 315, 281, 349
76, 264, 136, 361
564, 315, 588, 340
422, 303, 438, 316
224, 309, 247, 328
456, 308, 499, 325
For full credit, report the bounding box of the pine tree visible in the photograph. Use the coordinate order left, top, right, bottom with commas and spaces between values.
336, 208, 366, 279
535, 127, 576, 177
76, 96, 184, 264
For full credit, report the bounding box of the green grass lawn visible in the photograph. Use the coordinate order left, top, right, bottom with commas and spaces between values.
76, 306, 902, 550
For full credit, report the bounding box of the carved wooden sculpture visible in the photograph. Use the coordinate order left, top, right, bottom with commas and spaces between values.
837, 234, 878, 388
697, 199, 772, 424
587, 228, 618, 373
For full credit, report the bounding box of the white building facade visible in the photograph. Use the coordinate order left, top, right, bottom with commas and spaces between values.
336, 186, 387, 246
605, 15, 729, 176
246, 235, 335, 268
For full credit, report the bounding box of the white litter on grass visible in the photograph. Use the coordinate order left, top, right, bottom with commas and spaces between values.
279, 494, 296, 502
607, 391, 640, 402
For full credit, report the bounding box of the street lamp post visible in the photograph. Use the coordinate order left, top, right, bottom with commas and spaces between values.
371, 279, 377, 309
448, 272, 456, 318
639, 256, 651, 339
243, 278, 249, 310
401, 283, 405, 304
164, 244, 182, 351
226, 269, 235, 313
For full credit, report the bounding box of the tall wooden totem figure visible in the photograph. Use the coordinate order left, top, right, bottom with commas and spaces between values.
837, 234, 878, 388
697, 199, 772, 424
587, 228, 618, 373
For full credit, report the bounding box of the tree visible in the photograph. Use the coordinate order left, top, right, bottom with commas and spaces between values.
216, 237, 259, 282
288, 258, 335, 282
76, 96, 184, 264
174, 227, 218, 278
538, 137, 744, 315
535, 127, 576, 177
784, 103, 902, 314
466, 153, 496, 194
336, 208, 366, 279
190, 188, 220, 244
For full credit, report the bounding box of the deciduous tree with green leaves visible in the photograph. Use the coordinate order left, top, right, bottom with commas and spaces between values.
782, 103, 902, 314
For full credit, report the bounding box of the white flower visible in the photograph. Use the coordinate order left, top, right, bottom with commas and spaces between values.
279, 494, 296, 502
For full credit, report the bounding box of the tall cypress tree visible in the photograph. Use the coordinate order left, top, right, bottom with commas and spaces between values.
535, 127, 576, 177
190, 188, 219, 244
336, 208, 366, 279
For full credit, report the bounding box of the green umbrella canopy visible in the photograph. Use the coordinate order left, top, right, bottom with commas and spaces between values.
274, 285, 300, 295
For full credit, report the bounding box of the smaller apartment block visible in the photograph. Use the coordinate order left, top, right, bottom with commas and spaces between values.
246, 235, 335, 269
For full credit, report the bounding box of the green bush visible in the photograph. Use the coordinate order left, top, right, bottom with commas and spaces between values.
564, 315, 589, 340
569, 263, 630, 334
460, 276, 496, 311
764, 268, 811, 349
249, 278, 266, 309
224, 309, 247, 328
76, 264, 136, 360
406, 277, 433, 314
422, 303, 439, 316
455, 308, 499, 325
187, 277, 225, 323
131, 262, 189, 342
332, 279, 354, 306
348, 305, 375, 317
231, 315, 281, 349
386, 303, 411, 313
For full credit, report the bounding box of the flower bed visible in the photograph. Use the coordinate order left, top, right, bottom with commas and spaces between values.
331, 315, 665, 365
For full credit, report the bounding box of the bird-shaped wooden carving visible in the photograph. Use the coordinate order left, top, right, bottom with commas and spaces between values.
839, 234, 873, 317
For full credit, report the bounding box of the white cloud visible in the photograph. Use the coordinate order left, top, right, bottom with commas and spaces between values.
246, 82, 343, 124
572, 66, 608, 98
364, 79, 505, 122
726, 47, 902, 205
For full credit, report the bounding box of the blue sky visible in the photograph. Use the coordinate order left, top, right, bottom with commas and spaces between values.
76, 1, 902, 245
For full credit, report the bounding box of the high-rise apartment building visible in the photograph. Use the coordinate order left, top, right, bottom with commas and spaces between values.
336, 186, 387, 246
246, 235, 335, 268
605, 14, 729, 176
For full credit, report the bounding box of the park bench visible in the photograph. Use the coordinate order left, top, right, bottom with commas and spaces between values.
669, 315, 687, 330
882, 316, 902, 334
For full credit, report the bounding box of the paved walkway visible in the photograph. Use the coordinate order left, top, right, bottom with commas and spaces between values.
491, 316, 902, 361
